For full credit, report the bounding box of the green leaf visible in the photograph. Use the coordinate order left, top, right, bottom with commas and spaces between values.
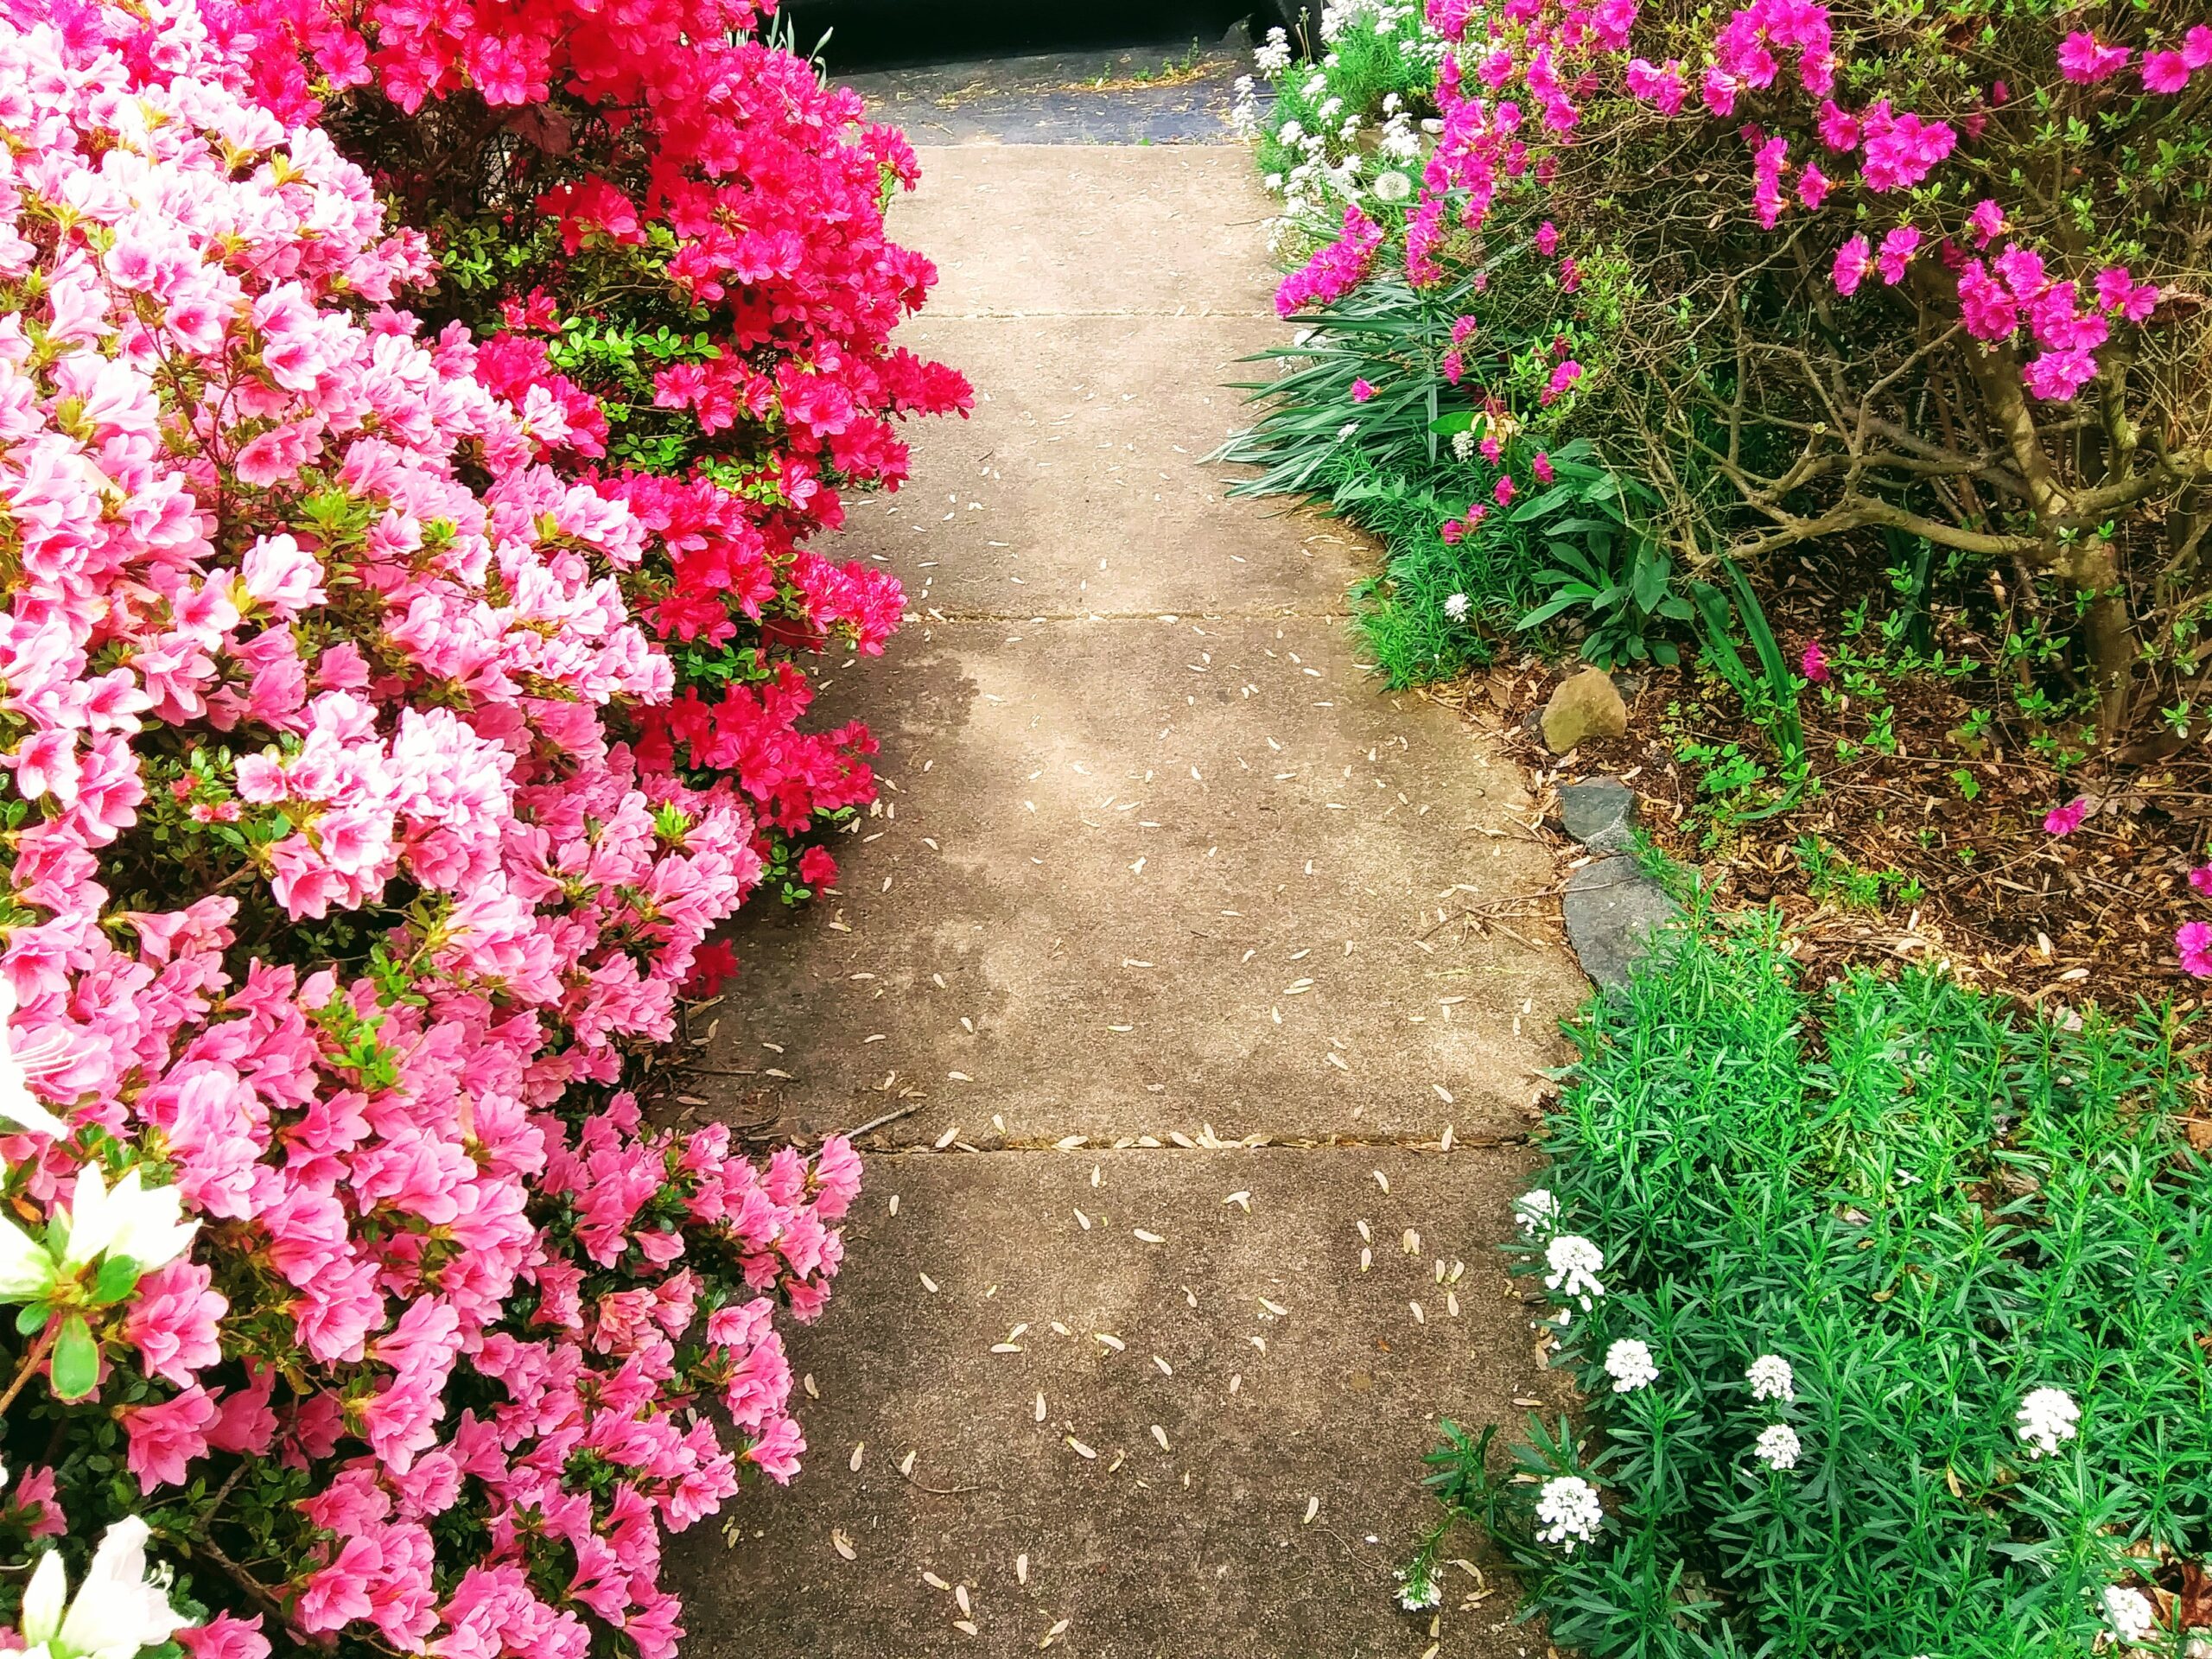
1518, 594, 1587, 628
16, 1300, 49, 1336
92, 1254, 142, 1306
51, 1313, 99, 1401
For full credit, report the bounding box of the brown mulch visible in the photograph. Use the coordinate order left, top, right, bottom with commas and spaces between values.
1435, 645, 2212, 1027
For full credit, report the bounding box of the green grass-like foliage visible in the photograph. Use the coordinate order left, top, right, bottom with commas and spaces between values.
1418, 912, 2212, 1657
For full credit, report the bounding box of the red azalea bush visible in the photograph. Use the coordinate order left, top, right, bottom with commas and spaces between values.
0, 0, 957, 1650
1274, 0, 2212, 749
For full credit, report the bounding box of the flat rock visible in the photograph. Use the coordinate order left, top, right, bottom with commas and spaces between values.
1560, 855, 1681, 988
671, 1147, 1566, 1659
1539, 667, 1626, 754
1556, 777, 1636, 855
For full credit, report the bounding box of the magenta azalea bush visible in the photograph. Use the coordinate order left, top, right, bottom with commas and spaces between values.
1258, 0, 2212, 748
0, 0, 957, 1650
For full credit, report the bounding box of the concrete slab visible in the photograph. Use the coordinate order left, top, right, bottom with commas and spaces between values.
856, 314, 1347, 616
702, 613, 1582, 1144
892, 148, 1279, 318
672, 1147, 1566, 1659
671, 143, 1586, 1659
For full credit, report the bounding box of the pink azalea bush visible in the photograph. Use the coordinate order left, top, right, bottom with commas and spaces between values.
0, 0, 906, 1650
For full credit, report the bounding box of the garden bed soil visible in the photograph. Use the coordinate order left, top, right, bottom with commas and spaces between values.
1440, 650, 2212, 1035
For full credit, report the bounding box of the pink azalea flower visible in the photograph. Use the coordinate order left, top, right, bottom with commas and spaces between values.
1494, 475, 1516, 506
2057, 31, 2132, 84
1832, 235, 1872, 296
2142, 49, 2191, 93
2178, 920, 2212, 978
2044, 797, 2089, 836
1351, 378, 1376, 403
1967, 199, 2005, 245
181, 1616, 271, 1659
1533, 452, 1554, 484
2190, 863, 2212, 896
123, 1386, 219, 1491
1800, 641, 1830, 683
1878, 226, 1921, 285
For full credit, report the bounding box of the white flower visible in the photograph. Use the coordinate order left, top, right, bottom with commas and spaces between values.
59, 1165, 197, 1275
1604, 1338, 1657, 1392
2015, 1386, 2079, 1459
1745, 1354, 1796, 1404
1276, 119, 1304, 145
19, 1517, 192, 1659
1394, 1568, 1441, 1611
1752, 1424, 1802, 1471
1533, 1475, 1603, 1551
1442, 592, 1471, 622
0, 981, 73, 1141
1512, 1187, 1561, 1236
2103, 1585, 2156, 1643
0, 1209, 54, 1303
1543, 1234, 1605, 1317
1337, 421, 1359, 439
1451, 428, 1478, 462
1371, 168, 1412, 202
1254, 28, 1293, 75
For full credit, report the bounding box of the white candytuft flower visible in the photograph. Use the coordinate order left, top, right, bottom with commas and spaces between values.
2015, 1386, 2080, 1459
1512, 1187, 1561, 1236
1254, 27, 1293, 75
1394, 1567, 1441, 1611
1745, 1354, 1796, 1404
1542, 1234, 1605, 1318
1603, 1338, 1658, 1393
1442, 592, 1470, 621
1752, 1424, 1802, 1471
2102, 1585, 2156, 1643
1533, 1475, 1604, 1551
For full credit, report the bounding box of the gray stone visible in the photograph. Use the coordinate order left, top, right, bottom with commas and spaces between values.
1561, 855, 1681, 988
1541, 666, 1628, 753
1558, 777, 1637, 855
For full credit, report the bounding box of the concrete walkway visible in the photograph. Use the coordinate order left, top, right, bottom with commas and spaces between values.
673, 146, 1588, 1658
